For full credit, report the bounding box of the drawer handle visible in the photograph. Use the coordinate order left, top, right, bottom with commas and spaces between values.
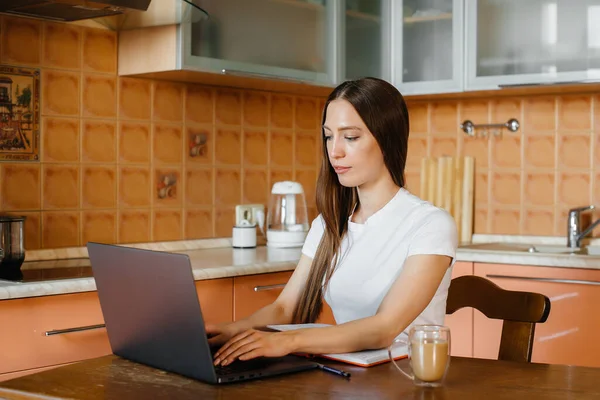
486, 275, 600, 286
253, 284, 286, 292
45, 324, 106, 336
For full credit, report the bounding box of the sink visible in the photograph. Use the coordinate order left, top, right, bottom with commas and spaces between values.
460, 243, 600, 256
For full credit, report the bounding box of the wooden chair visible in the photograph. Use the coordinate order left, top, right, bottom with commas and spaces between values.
446, 275, 551, 363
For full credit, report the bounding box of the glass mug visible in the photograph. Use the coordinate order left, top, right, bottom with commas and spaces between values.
388, 325, 451, 387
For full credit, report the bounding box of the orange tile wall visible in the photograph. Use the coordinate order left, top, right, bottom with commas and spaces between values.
0, 15, 322, 249
404, 97, 600, 237
1, 15, 598, 249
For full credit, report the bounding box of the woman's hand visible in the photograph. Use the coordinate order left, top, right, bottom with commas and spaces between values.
213, 329, 295, 366
205, 323, 246, 348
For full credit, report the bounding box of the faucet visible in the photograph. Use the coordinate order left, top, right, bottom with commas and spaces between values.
567, 205, 600, 249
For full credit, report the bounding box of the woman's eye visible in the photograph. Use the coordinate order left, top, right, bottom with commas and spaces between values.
324, 135, 332, 141
345, 136, 358, 141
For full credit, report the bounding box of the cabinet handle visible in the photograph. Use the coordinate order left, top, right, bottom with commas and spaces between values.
44, 324, 106, 336
498, 80, 600, 88
253, 283, 286, 292
221, 68, 313, 84
486, 274, 600, 286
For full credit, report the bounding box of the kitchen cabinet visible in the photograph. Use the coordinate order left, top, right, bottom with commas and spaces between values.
444, 261, 474, 357
0, 278, 233, 380
233, 271, 335, 324
465, 0, 600, 90
474, 263, 600, 368
392, 0, 464, 94
119, 0, 336, 88
342, 0, 391, 81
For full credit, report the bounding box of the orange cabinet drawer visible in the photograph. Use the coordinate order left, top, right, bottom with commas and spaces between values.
195, 278, 233, 325
233, 271, 335, 324
0, 292, 111, 374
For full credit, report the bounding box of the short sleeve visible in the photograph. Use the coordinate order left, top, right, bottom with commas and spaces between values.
301, 214, 326, 259
407, 208, 458, 263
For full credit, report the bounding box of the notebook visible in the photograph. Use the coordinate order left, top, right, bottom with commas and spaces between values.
267, 323, 408, 367
87, 242, 319, 384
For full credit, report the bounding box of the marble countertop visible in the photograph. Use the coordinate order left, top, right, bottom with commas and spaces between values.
1, 235, 599, 301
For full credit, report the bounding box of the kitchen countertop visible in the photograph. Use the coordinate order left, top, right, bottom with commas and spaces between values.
0, 235, 599, 301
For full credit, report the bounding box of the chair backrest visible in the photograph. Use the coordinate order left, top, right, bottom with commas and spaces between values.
446, 275, 551, 363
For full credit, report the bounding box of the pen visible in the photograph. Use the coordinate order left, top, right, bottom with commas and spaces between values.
317, 363, 351, 379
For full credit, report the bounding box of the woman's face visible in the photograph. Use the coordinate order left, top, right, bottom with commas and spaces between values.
323, 99, 389, 188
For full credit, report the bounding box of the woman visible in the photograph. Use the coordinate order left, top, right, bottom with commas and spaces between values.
209, 77, 458, 367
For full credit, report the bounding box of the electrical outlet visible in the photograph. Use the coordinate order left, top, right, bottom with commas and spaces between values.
235, 204, 264, 226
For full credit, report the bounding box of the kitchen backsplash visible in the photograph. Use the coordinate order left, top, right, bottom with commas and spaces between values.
0, 15, 597, 249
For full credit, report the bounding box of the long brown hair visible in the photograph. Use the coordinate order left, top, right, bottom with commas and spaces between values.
292, 77, 410, 323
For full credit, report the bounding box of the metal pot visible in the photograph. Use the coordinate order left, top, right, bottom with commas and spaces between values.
0, 215, 26, 280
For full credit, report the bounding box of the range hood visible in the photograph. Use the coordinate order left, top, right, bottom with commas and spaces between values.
0, 0, 208, 31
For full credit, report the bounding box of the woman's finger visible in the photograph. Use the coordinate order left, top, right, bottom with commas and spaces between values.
238, 347, 264, 361
214, 330, 257, 363
221, 341, 262, 365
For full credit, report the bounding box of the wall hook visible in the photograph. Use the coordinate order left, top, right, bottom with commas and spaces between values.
460, 118, 520, 137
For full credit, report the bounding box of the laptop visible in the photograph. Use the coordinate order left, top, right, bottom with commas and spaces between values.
87, 242, 318, 384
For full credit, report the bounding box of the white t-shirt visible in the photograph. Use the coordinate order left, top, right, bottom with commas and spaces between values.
301, 187, 458, 340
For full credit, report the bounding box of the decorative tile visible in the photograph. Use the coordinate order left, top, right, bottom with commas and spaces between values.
430, 102, 458, 134
2, 17, 41, 65
523, 208, 555, 236
558, 95, 591, 131
557, 133, 592, 170
295, 131, 318, 167
153, 81, 184, 122
82, 74, 116, 118
430, 137, 457, 158
406, 137, 428, 168
557, 172, 591, 206
475, 171, 489, 204
119, 122, 150, 164
489, 207, 521, 235
152, 124, 183, 165
42, 165, 79, 209
118, 166, 151, 208
185, 85, 213, 124
43, 22, 81, 69
271, 94, 294, 129
185, 168, 213, 206
82, 120, 116, 163
524, 134, 555, 169
243, 129, 268, 166
404, 169, 421, 196
492, 136, 521, 169
20, 211, 41, 250
214, 168, 241, 206
243, 91, 269, 127
269, 169, 293, 189
82, 28, 117, 73
43, 118, 80, 163
215, 89, 241, 125
152, 209, 183, 242
214, 207, 235, 237
154, 169, 182, 207
270, 131, 293, 167
242, 169, 268, 204
42, 70, 79, 116
490, 98, 522, 125
490, 172, 521, 206
0, 164, 40, 210
42, 211, 79, 248
296, 97, 317, 130
185, 208, 213, 239
523, 96, 555, 131
215, 127, 241, 165
474, 204, 490, 234
594, 173, 600, 205
119, 78, 151, 120
524, 172, 555, 206
81, 210, 116, 245
81, 165, 116, 209
459, 101, 488, 133
186, 125, 212, 164
118, 209, 150, 244
407, 103, 428, 133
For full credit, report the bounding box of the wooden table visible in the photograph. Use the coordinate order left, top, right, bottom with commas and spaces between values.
1, 355, 600, 399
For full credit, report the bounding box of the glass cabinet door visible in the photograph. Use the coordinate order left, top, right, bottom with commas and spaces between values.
466, 0, 600, 90
393, 0, 463, 94
181, 0, 335, 85
342, 0, 391, 81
